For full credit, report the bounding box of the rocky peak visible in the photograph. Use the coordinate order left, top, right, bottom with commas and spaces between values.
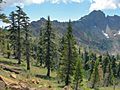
30, 10, 120, 53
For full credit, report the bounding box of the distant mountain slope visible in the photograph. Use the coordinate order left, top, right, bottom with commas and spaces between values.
30, 10, 120, 54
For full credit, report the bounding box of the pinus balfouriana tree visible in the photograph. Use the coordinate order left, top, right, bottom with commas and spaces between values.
59, 20, 77, 85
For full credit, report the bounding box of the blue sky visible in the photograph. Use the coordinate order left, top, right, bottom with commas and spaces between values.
1, 0, 120, 23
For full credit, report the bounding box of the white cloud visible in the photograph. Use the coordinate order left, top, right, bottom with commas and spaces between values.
89, 0, 120, 11
0, 0, 83, 8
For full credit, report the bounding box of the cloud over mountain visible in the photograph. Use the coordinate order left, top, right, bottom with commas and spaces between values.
1, 0, 120, 12
89, 0, 120, 11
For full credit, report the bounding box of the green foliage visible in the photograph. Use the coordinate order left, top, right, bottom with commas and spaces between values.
90, 58, 99, 88
74, 56, 83, 90
37, 28, 45, 66
9, 11, 18, 57
117, 61, 120, 78
59, 20, 78, 85
102, 52, 110, 76
88, 52, 96, 80
43, 16, 56, 77
111, 55, 117, 77
83, 50, 89, 70
74, 56, 83, 82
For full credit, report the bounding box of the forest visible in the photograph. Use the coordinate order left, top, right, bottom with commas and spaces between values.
0, 1, 120, 90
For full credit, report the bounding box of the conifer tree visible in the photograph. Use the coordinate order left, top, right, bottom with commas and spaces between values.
74, 56, 83, 90
9, 11, 17, 58
22, 12, 30, 70
43, 16, 56, 77
88, 52, 96, 80
37, 28, 44, 66
104, 63, 114, 86
59, 20, 77, 85
15, 6, 23, 64
117, 62, 120, 78
56, 36, 65, 83
111, 55, 117, 77
6, 40, 10, 58
83, 50, 89, 70
90, 59, 99, 88
102, 52, 110, 76
0, 29, 6, 55
9, 6, 31, 66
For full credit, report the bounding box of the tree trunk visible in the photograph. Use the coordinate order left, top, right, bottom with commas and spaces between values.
75, 81, 78, 90
17, 21, 21, 64
65, 38, 71, 86
47, 64, 50, 77
7, 42, 10, 59
46, 28, 51, 77
26, 42, 30, 70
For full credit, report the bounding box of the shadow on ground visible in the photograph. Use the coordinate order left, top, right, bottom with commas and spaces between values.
0, 60, 17, 66
35, 74, 55, 80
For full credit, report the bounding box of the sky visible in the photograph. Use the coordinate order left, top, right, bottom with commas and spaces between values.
0, 0, 120, 25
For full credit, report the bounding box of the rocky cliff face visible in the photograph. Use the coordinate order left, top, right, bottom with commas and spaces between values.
30, 10, 120, 54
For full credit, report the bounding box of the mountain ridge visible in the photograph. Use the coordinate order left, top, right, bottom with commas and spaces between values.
30, 10, 120, 54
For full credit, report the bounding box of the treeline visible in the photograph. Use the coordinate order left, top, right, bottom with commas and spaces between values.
0, 6, 120, 90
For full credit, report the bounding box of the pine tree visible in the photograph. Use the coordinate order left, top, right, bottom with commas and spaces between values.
22, 12, 30, 70
88, 52, 96, 81
90, 58, 99, 88
83, 49, 89, 70
43, 16, 56, 77
0, 29, 6, 55
6, 40, 10, 58
57, 36, 65, 83
74, 56, 83, 90
103, 63, 114, 87
9, 6, 31, 68
59, 20, 77, 85
37, 28, 44, 66
117, 62, 120, 78
9, 11, 18, 58
111, 55, 117, 77
15, 6, 23, 64
0, 29, 11, 58
102, 52, 110, 76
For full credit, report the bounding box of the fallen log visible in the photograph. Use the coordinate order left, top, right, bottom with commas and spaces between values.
0, 64, 20, 74
3, 67, 20, 74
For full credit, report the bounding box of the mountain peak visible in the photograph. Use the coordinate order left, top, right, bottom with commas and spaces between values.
89, 10, 105, 17
40, 17, 46, 21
